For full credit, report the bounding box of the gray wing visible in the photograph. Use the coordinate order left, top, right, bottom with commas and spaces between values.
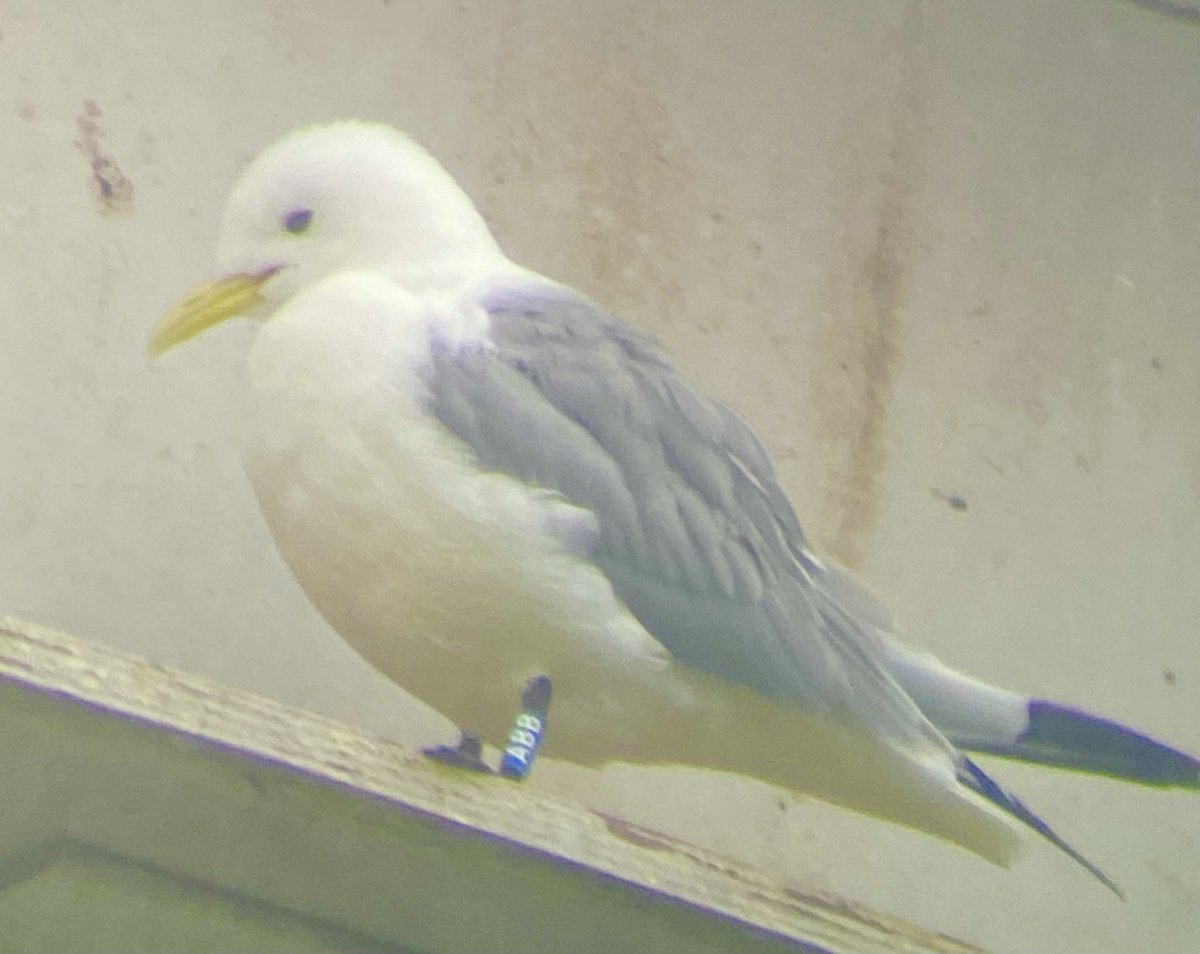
425, 285, 943, 749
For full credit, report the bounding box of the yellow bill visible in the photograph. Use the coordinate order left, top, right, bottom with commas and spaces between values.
149, 268, 278, 357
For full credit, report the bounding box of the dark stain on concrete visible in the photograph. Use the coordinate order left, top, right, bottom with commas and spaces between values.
74, 100, 135, 216
831, 183, 908, 565
932, 488, 969, 512
816, 5, 925, 568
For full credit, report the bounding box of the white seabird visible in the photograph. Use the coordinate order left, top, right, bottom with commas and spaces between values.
152, 121, 1199, 895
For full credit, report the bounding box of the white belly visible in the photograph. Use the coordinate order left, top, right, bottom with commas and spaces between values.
241, 273, 680, 752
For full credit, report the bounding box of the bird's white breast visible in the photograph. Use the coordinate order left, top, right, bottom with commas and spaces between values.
240, 271, 673, 744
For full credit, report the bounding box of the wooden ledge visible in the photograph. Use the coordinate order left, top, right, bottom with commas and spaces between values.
0, 617, 982, 953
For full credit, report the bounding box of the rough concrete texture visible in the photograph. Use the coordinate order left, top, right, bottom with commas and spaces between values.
1, 2, 1197, 952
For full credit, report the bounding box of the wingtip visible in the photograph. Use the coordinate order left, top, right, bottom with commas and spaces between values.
958, 757, 1124, 899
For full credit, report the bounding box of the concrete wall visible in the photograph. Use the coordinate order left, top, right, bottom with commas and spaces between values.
2, 2, 1197, 951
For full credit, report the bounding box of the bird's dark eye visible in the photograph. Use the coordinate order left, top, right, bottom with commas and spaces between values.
282, 208, 313, 234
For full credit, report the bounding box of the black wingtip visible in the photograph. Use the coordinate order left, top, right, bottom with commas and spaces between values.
971, 701, 1200, 787
958, 757, 1124, 899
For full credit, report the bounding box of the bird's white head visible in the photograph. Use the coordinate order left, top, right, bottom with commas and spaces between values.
220, 122, 502, 297
151, 121, 502, 356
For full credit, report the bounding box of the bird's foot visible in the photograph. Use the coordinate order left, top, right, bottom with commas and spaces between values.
422, 731, 494, 774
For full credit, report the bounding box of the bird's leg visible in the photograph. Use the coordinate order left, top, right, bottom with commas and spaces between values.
422, 675, 553, 780
499, 675, 552, 781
